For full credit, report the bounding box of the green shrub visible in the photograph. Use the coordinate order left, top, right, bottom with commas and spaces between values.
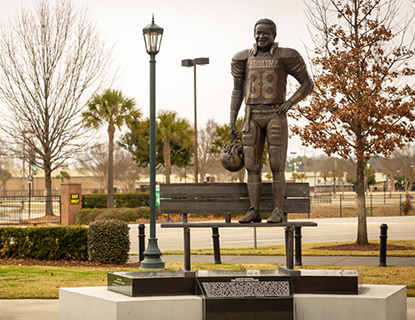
75, 208, 92, 225
76, 207, 149, 225
87, 219, 130, 264
82, 193, 149, 209
0, 226, 87, 260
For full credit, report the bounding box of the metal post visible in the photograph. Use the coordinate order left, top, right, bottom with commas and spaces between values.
340, 195, 342, 218
285, 226, 294, 269
184, 226, 191, 271
141, 53, 165, 269
193, 64, 198, 183
253, 227, 257, 250
370, 194, 373, 217
379, 224, 388, 267
399, 194, 402, 216
294, 226, 302, 267
138, 224, 145, 262
212, 227, 221, 264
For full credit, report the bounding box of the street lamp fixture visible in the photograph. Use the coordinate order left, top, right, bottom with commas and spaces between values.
141, 15, 165, 269
181, 57, 209, 183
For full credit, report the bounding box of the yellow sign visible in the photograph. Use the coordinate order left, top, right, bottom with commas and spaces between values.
70, 193, 80, 205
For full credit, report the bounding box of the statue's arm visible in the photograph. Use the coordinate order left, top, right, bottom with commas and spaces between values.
230, 50, 248, 137
277, 49, 314, 113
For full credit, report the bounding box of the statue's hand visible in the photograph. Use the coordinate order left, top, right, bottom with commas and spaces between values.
277, 100, 294, 114
230, 122, 239, 140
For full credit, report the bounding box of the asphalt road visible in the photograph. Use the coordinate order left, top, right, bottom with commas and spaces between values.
129, 216, 415, 253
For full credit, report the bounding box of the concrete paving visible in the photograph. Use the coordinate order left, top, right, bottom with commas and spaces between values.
131, 254, 415, 267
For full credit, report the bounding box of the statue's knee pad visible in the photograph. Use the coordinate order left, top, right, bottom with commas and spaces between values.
267, 116, 287, 172
267, 116, 287, 147
242, 121, 263, 172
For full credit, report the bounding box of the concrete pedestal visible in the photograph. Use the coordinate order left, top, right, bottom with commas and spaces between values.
294, 285, 407, 320
59, 285, 407, 320
59, 287, 203, 320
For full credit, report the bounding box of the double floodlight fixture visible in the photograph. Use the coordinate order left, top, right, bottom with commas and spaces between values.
181, 57, 210, 67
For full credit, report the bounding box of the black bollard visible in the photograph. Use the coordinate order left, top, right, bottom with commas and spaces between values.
212, 227, 222, 264
379, 224, 388, 267
138, 224, 146, 262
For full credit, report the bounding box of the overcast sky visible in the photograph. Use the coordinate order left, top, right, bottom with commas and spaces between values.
3, 0, 410, 158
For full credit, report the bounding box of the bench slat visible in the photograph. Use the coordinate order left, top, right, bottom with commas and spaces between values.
159, 198, 310, 214
160, 182, 309, 198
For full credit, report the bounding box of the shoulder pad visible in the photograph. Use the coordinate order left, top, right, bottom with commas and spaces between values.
232, 49, 250, 61
276, 47, 302, 59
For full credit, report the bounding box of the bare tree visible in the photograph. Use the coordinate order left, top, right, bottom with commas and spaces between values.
381, 145, 415, 197
77, 144, 108, 191
114, 147, 144, 192
198, 119, 219, 181
77, 143, 142, 193
0, 1, 113, 214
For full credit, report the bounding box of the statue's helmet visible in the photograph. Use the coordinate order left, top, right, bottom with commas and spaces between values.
220, 139, 244, 172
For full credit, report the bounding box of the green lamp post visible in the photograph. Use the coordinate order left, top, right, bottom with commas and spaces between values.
141, 15, 165, 269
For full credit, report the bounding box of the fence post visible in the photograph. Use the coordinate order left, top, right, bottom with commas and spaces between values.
138, 224, 145, 262
379, 224, 388, 267
399, 194, 402, 216
370, 194, 373, 217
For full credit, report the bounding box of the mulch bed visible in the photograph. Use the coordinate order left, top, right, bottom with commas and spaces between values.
314, 243, 415, 251
0, 257, 141, 268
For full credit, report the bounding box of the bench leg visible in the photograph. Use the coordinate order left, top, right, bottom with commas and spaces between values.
284, 226, 294, 269
184, 226, 191, 271
294, 226, 303, 267
212, 227, 222, 264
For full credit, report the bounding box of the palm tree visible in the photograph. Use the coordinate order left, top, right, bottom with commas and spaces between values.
83, 89, 141, 208
157, 110, 193, 183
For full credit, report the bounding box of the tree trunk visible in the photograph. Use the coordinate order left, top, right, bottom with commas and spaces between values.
107, 124, 114, 208
163, 139, 171, 184
356, 157, 369, 245
44, 165, 54, 216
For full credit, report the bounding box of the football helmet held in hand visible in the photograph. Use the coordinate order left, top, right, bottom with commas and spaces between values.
220, 138, 244, 172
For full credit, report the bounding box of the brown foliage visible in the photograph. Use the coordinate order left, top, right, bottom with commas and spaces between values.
292, 0, 415, 245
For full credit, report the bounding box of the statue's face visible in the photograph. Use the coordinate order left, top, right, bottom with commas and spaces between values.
254, 24, 275, 50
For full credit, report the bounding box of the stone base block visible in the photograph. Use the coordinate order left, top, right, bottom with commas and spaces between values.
59, 287, 203, 320
294, 284, 407, 320
59, 285, 406, 320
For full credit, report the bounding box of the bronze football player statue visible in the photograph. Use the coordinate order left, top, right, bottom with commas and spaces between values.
229, 18, 313, 223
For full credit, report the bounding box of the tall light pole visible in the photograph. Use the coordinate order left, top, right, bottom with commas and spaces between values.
141, 15, 165, 269
181, 58, 209, 183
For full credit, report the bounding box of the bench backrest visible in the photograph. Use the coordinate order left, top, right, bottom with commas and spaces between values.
160, 182, 310, 214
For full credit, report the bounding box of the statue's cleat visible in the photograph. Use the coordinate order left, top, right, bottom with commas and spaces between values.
239, 207, 262, 223
267, 209, 284, 223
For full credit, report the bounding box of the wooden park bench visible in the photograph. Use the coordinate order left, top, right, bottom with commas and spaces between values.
160, 182, 317, 273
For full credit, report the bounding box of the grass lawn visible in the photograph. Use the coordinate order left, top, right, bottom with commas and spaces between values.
163, 240, 415, 257
0, 262, 414, 298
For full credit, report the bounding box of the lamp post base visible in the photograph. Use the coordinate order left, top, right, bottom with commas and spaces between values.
140, 238, 165, 269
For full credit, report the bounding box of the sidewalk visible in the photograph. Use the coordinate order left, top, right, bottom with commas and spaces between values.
132, 254, 415, 266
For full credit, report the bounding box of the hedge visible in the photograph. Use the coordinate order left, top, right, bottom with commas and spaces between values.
76, 207, 150, 225
87, 219, 130, 264
82, 193, 149, 209
0, 226, 88, 260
